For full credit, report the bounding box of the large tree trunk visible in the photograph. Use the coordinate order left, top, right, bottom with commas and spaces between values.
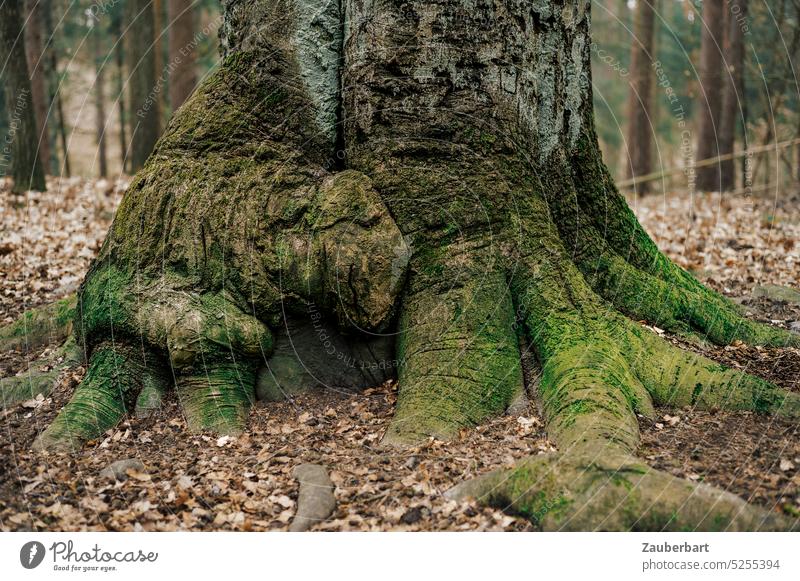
23, 0, 50, 176
30, 0, 798, 531
126, 0, 161, 171
718, 0, 746, 192
695, 0, 725, 191
624, 0, 656, 194
167, 0, 197, 112
0, 0, 46, 192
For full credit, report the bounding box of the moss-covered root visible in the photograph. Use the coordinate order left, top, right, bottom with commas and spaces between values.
577, 240, 798, 348
1, 336, 83, 407
33, 343, 167, 452
566, 128, 797, 348
447, 449, 794, 531
176, 361, 257, 434
383, 266, 523, 445
0, 295, 76, 352
153, 293, 270, 434
632, 329, 800, 418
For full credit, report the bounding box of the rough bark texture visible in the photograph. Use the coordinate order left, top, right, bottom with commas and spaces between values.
718, 0, 746, 192
624, 0, 656, 194
695, 0, 725, 191
167, 0, 197, 111
0, 0, 46, 192
31, 0, 799, 531
126, 0, 161, 171
23, 0, 50, 174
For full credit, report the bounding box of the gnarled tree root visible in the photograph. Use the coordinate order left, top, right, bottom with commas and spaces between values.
1, 336, 83, 407
446, 448, 794, 531
0, 295, 76, 353
33, 343, 167, 452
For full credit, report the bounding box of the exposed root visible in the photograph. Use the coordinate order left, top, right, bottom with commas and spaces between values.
177, 361, 257, 434
446, 449, 794, 531
560, 132, 797, 348
0, 295, 76, 352
383, 254, 522, 445
1, 336, 83, 407
33, 343, 167, 452
632, 329, 800, 418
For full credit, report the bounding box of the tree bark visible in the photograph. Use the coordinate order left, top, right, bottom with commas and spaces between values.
41, 0, 69, 177
32, 0, 798, 531
695, 0, 725, 191
718, 0, 747, 192
0, 0, 46, 192
126, 0, 161, 171
91, 18, 108, 178
23, 0, 50, 176
110, 8, 129, 174
624, 0, 656, 194
167, 0, 197, 111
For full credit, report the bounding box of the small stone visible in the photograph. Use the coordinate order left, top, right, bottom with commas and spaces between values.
779, 459, 795, 472
400, 506, 423, 525
99, 458, 145, 481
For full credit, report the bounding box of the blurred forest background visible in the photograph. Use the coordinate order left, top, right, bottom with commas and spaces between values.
1, 0, 799, 195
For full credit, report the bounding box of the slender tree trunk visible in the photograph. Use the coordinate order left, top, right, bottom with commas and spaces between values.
624, 0, 656, 194
0, 0, 46, 192
126, 0, 160, 171
51, 63, 70, 177
718, 0, 746, 192
110, 9, 128, 174
167, 0, 197, 111
695, 0, 725, 191
23, 0, 50, 176
92, 19, 108, 178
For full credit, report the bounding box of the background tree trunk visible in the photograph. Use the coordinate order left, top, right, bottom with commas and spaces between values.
41, 0, 69, 177
23, 0, 50, 176
718, 0, 747, 192
625, 0, 656, 195
110, 8, 129, 174
91, 17, 108, 178
0, 0, 46, 192
126, 0, 161, 172
695, 0, 725, 191
167, 0, 197, 112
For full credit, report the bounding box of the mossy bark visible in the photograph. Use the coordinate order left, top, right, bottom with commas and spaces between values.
32, 0, 798, 531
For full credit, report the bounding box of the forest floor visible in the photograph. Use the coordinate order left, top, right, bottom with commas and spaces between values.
0, 177, 799, 531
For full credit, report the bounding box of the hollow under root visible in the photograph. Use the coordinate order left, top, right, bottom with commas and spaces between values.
33, 343, 168, 452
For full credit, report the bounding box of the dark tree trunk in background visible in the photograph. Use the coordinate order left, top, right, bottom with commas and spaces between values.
126, 0, 160, 171
110, 9, 129, 174
92, 20, 108, 178
31, 0, 799, 532
0, 0, 46, 192
695, 0, 725, 191
718, 0, 746, 192
625, 0, 656, 194
23, 0, 50, 175
167, 0, 197, 111
41, 0, 69, 177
